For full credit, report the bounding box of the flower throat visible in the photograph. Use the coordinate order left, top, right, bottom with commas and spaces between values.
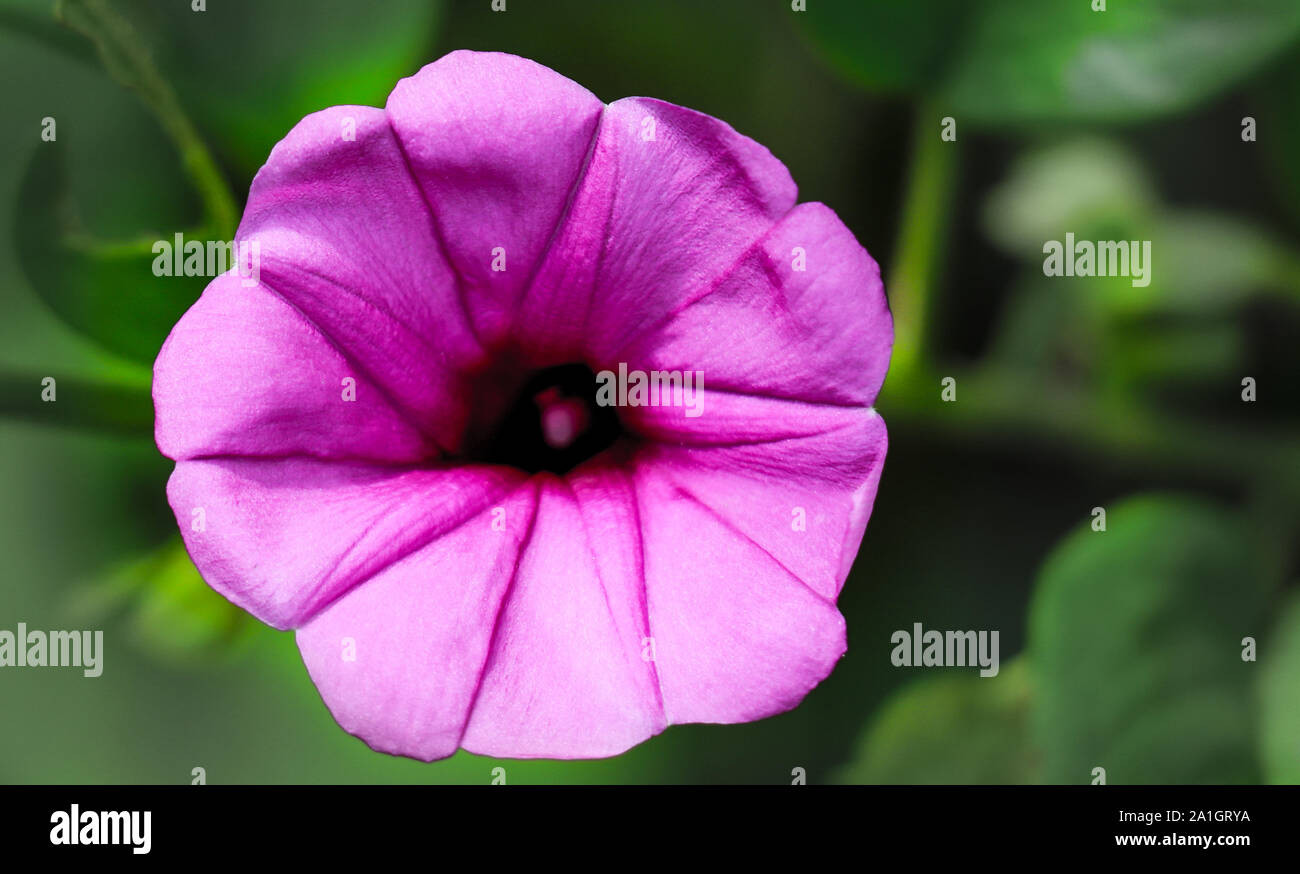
469, 363, 623, 475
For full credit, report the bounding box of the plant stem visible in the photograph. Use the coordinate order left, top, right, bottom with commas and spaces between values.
888, 102, 956, 383
0, 372, 153, 435
887, 366, 1300, 502
55, 0, 237, 239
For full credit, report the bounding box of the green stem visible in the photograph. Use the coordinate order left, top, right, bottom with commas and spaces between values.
0, 372, 154, 435
888, 103, 957, 383
0, 6, 95, 64
887, 366, 1300, 502
55, 0, 237, 239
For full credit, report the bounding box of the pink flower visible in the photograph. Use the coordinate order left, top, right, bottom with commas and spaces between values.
154, 51, 891, 760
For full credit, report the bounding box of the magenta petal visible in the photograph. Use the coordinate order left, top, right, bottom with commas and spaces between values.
523, 97, 798, 361
295, 486, 539, 762
620, 201, 892, 407
167, 458, 527, 629
632, 400, 887, 599
461, 475, 666, 757
650, 427, 886, 601
385, 51, 604, 349
632, 460, 848, 724
662, 408, 886, 494
624, 388, 878, 458
154, 273, 434, 462
237, 105, 483, 454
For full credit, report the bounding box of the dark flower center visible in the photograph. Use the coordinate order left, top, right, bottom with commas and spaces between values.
467, 363, 623, 475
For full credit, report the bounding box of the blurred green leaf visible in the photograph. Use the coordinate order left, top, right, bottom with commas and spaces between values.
1030, 494, 1272, 783
799, 0, 969, 95
68, 536, 251, 663
128, 538, 252, 661
1104, 319, 1243, 391
16, 144, 207, 365
806, 0, 1300, 125
983, 138, 1155, 258
1103, 212, 1300, 316
835, 659, 1038, 784
133, 0, 441, 172
1258, 592, 1300, 782
988, 277, 1095, 377
985, 139, 1300, 326
945, 0, 1300, 124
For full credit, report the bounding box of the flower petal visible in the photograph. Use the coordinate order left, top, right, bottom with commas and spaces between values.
647, 422, 886, 600
629, 401, 886, 599
154, 273, 434, 463
619, 201, 892, 406
236, 104, 484, 453
521, 96, 798, 362
461, 472, 666, 757
167, 457, 527, 629
295, 486, 539, 761
385, 50, 605, 348
623, 387, 878, 461
632, 458, 848, 724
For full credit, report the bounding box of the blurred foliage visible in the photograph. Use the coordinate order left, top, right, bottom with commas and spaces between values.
1, 0, 1298, 784
805, 0, 1300, 125
66, 536, 253, 664
981, 136, 1300, 406
1028, 495, 1270, 783
17, 143, 208, 364
14, 0, 442, 364
1259, 593, 1300, 782
834, 659, 1037, 784
1261, 55, 1300, 229
984, 138, 1300, 318
837, 494, 1280, 785
133, 0, 442, 174
982, 139, 1157, 258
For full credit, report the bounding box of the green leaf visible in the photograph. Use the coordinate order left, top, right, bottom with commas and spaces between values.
132, 0, 442, 173
67, 536, 251, 663
982, 138, 1155, 259
806, 0, 1300, 124
943, 0, 1300, 124
799, 0, 970, 95
15, 144, 207, 365
984, 139, 1300, 320
1104, 319, 1243, 390
1259, 592, 1300, 783
128, 540, 252, 661
1030, 494, 1272, 783
1102, 212, 1300, 316
835, 660, 1038, 784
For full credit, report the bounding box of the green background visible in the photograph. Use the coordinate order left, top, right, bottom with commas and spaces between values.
1, 0, 1298, 784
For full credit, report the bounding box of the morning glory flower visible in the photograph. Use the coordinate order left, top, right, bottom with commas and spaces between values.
154, 50, 891, 760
